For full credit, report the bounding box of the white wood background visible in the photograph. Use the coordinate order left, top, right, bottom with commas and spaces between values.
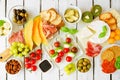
0, 0, 120, 80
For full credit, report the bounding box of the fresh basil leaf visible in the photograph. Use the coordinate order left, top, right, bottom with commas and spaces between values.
69, 29, 78, 34
60, 27, 69, 32
103, 25, 107, 32
98, 32, 106, 38
0, 20, 5, 27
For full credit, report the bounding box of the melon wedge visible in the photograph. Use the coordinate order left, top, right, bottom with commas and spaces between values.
39, 17, 48, 45
32, 16, 42, 46
24, 19, 33, 50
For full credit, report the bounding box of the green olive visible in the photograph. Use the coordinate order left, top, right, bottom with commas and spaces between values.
79, 59, 84, 63
17, 20, 22, 24
13, 18, 17, 23
83, 62, 87, 66
83, 66, 87, 70
78, 63, 83, 67
20, 12, 25, 17
25, 13, 28, 18
87, 64, 91, 69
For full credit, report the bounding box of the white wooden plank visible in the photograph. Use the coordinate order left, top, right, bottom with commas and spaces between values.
6, 0, 24, 80
111, 0, 120, 80
77, 0, 93, 80
41, 0, 59, 80
24, 0, 41, 80
0, 0, 7, 80
94, 0, 110, 80
59, 0, 77, 80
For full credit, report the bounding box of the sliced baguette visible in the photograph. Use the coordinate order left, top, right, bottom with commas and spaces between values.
40, 10, 51, 21
106, 18, 116, 25
48, 8, 57, 22
51, 14, 62, 26
99, 12, 112, 21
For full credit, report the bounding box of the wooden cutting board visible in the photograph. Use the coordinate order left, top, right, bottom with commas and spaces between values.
0, 48, 12, 62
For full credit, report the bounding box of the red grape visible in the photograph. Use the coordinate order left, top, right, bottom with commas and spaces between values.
66, 56, 72, 62
54, 41, 60, 47
55, 57, 62, 63
36, 49, 42, 55
66, 37, 72, 43
31, 65, 37, 71
49, 49, 55, 55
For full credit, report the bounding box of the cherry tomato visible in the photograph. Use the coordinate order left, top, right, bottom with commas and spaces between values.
36, 49, 42, 55
66, 56, 72, 62
63, 48, 70, 53
25, 57, 30, 63
54, 41, 60, 47
30, 59, 36, 64
55, 57, 62, 63
66, 37, 72, 43
25, 63, 31, 69
31, 65, 37, 71
58, 51, 64, 57
35, 55, 41, 60
30, 52, 36, 58
49, 49, 55, 55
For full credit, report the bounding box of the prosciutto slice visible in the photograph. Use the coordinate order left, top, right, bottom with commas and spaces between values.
8, 30, 25, 45
42, 20, 57, 38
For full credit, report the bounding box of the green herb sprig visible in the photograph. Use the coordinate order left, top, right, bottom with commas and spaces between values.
0, 20, 5, 27
98, 25, 107, 38
60, 26, 78, 34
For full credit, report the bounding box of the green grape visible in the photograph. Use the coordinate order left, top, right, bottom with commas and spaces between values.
10, 46, 17, 50
13, 49, 18, 54
18, 47, 23, 52
20, 43, 25, 48
14, 53, 18, 57
18, 53, 23, 58
12, 42, 18, 47
25, 45, 29, 49
22, 51, 28, 56
17, 42, 21, 47
24, 48, 29, 52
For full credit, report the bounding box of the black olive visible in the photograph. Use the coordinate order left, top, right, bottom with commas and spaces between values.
16, 10, 20, 15
16, 15, 23, 20
13, 9, 17, 15
22, 18, 26, 22
22, 9, 26, 13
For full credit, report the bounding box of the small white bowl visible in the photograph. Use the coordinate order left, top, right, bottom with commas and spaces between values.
0, 17, 12, 38
63, 6, 82, 24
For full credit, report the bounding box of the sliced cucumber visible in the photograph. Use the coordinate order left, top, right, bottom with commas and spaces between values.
82, 11, 93, 23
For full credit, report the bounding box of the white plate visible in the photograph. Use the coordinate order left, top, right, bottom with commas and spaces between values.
43, 33, 84, 69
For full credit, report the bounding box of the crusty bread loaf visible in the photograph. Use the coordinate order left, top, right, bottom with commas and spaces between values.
51, 14, 62, 26
40, 10, 51, 21
48, 8, 57, 22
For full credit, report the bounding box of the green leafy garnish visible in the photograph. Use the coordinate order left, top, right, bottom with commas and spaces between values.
98, 32, 106, 38
60, 26, 69, 32
0, 20, 5, 27
103, 25, 107, 32
98, 25, 107, 38
69, 29, 78, 34
60, 26, 78, 34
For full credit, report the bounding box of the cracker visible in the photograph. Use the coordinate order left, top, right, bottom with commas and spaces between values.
101, 49, 114, 61
109, 46, 120, 58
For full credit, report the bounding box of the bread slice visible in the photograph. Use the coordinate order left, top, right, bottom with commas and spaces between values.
109, 23, 117, 30
57, 20, 65, 29
99, 12, 112, 21
106, 18, 116, 25
48, 8, 57, 22
40, 10, 51, 21
51, 14, 62, 26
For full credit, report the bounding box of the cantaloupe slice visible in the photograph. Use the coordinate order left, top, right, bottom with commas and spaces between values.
32, 16, 42, 46
39, 17, 48, 45
24, 19, 33, 50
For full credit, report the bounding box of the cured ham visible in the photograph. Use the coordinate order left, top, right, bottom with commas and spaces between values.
8, 30, 25, 45
86, 41, 102, 57
42, 20, 57, 38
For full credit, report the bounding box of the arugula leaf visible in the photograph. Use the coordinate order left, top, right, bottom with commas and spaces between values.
0, 20, 5, 27
69, 29, 78, 34
98, 32, 106, 38
60, 26, 69, 32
